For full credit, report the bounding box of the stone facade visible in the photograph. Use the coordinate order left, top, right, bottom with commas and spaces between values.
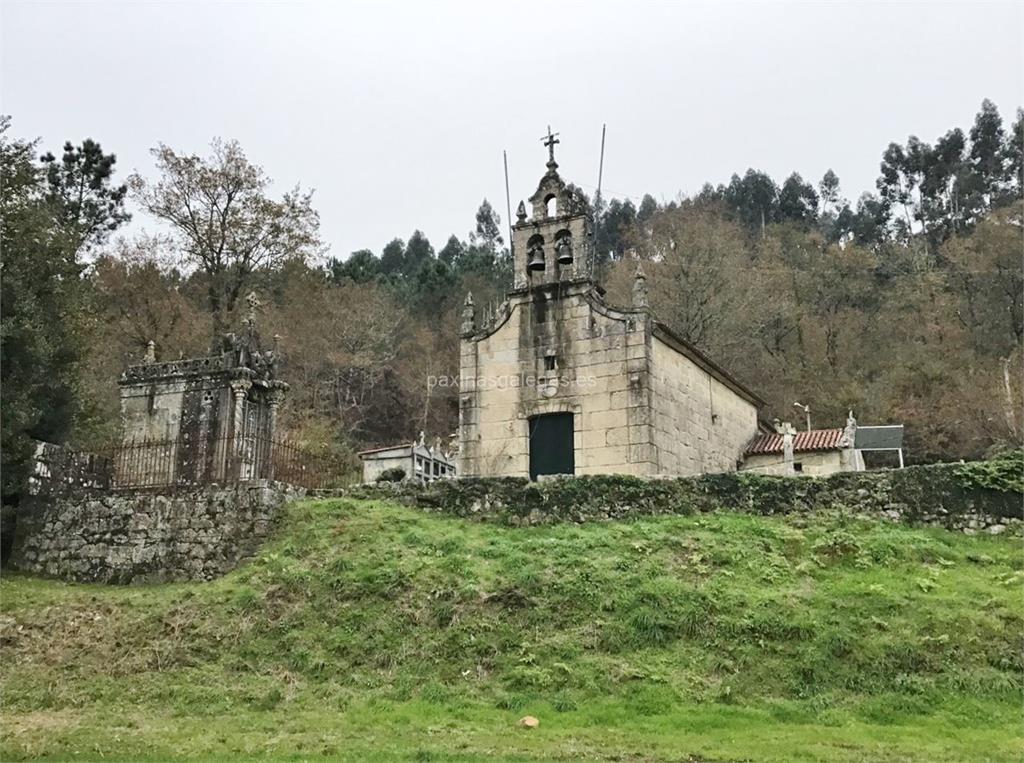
742, 448, 864, 477
458, 140, 762, 479
650, 333, 760, 475
7, 481, 300, 584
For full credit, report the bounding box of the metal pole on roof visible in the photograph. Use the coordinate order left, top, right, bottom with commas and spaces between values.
503, 150, 514, 258
594, 123, 606, 276
794, 402, 811, 432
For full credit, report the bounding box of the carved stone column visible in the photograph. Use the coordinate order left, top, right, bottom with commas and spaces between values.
196, 392, 214, 483
265, 384, 288, 481
267, 391, 282, 441
229, 377, 252, 481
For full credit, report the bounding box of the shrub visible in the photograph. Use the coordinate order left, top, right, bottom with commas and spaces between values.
376, 467, 406, 483
955, 449, 1024, 494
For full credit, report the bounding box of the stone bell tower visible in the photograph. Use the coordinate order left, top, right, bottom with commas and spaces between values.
511, 127, 594, 291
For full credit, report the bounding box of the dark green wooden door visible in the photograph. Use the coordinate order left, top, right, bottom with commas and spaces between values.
529, 413, 575, 480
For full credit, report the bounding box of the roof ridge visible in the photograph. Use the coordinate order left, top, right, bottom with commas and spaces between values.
745, 427, 846, 457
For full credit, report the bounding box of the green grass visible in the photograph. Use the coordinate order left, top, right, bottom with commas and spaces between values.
2, 498, 1022, 762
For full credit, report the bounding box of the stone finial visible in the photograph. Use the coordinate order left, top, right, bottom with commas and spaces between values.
844, 409, 857, 445
143, 340, 156, 364
258, 334, 283, 378
516, 200, 527, 222
461, 292, 476, 336
633, 263, 649, 309
417, 431, 426, 447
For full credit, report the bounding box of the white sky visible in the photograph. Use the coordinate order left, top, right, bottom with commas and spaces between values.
2, 0, 1021, 259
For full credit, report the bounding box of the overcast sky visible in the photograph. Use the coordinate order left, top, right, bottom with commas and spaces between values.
3, 1, 1021, 259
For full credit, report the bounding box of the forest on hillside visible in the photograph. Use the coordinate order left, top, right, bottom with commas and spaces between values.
2, 100, 1022, 499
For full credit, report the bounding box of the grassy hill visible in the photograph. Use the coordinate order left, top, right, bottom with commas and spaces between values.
2, 497, 1022, 762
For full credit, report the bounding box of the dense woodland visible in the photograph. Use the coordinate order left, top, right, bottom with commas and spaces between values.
2, 101, 1022, 502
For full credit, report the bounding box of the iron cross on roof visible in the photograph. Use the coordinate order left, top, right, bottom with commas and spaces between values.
541, 125, 560, 165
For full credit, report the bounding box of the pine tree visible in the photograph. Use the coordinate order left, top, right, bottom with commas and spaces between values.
1, 120, 129, 531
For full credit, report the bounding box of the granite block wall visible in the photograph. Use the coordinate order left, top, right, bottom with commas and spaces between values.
8, 481, 302, 584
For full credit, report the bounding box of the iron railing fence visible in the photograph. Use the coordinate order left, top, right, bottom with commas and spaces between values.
30, 434, 349, 495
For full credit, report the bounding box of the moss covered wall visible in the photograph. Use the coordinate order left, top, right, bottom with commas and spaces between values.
340, 458, 1022, 532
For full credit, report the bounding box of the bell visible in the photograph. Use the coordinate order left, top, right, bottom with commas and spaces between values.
556, 239, 573, 265
527, 246, 545, 271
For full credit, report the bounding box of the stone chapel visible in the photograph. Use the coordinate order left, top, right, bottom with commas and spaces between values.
458, 133, 765, 479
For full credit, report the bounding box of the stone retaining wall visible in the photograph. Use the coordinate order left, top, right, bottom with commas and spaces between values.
8, 481, 302, 584
339, 461, 1023, 533
9, 459, 1020, 586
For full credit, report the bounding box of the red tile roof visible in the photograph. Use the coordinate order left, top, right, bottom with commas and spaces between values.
745, 428, 846, 456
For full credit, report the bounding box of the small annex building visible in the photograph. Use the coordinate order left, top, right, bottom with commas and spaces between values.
457, 133, 765, 479
741, 415, 866, 477
358, 435, 456, 485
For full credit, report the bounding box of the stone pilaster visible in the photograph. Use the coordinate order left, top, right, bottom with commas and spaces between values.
781, 422, 796, 475
461, 292, 476, 337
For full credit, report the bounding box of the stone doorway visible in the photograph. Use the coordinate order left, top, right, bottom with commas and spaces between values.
528, 413, 575, 480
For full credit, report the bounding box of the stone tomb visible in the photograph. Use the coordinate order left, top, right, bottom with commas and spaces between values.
117, 294, 288, 485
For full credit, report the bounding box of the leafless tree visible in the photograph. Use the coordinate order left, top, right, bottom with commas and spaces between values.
130, 139, 322, 333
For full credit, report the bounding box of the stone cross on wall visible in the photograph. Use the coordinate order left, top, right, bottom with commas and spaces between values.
781, 422, 797, 473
